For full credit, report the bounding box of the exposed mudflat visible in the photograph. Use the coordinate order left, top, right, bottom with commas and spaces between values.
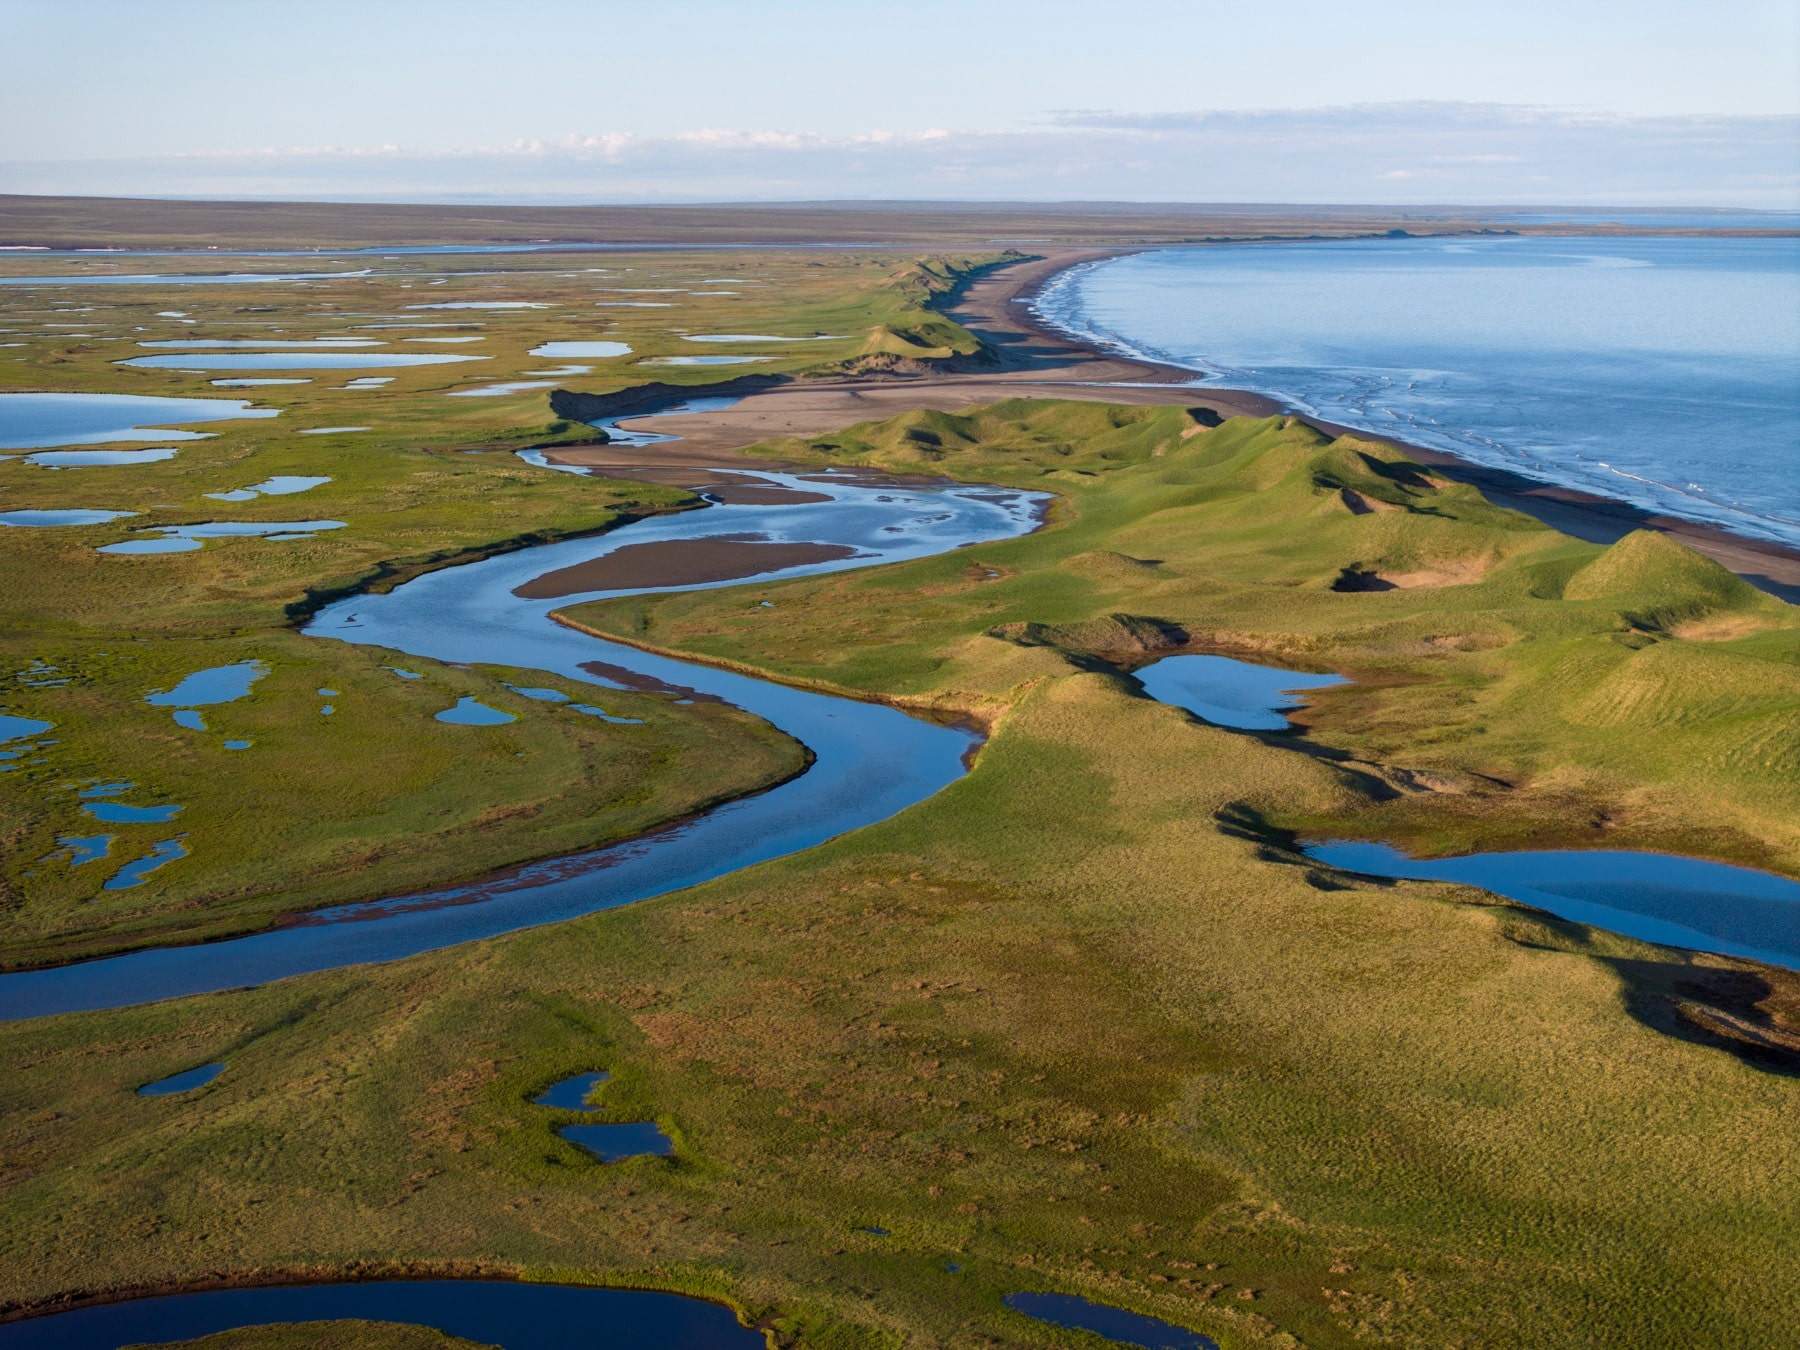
515, 534, 859, 598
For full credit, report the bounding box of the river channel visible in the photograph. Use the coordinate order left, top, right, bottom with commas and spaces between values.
0, 455, 1046, 1019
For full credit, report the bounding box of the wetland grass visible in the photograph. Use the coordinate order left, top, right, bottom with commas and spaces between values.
4, 256, 1798, 1346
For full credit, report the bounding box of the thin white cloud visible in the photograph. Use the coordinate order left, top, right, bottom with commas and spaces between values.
6, 103, 1794, 207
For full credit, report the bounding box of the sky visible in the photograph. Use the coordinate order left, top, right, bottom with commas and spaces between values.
3, 0, 1797, 206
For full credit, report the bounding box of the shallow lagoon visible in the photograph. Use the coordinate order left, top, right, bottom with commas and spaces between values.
0, 391, 277, 448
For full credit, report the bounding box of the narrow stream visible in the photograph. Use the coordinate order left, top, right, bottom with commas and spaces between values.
0, 462, 1046, 1019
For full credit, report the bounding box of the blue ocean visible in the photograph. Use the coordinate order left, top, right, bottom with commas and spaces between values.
1037, 236, 1800, 548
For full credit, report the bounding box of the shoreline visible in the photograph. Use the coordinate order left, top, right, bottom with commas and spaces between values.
541, 246, 1800, 602
988, 249, 1800, 603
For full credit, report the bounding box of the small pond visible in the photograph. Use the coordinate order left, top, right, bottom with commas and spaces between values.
0, 713, 53, 742
120, 353, 486, 371
104, 836, 188, 890
0, 392, 277, 449
1305, 840, 1800, 970
561, 1120, 675, 1162
146, 660, 267, 729
408, 301, 553, 309
205, 475, 331, 501
528, 341, 633, 359
99, 521, 347, 554
684, 334, 841, 342
83, 802, 182, 824
448, 381, 558, 398
435, 696, 516, 726
1005, 1292, 1218, 1350
137, 1062, 224, 1096
298, 426, 371, 435
24, 448, 178, 468
532, 1070, 671, 1160
1136, 654, 1349, 731
642, 355, 769, 366
212, 378, 311, 387
57, 835, 112, 865
0, 509, 136, 528
0, 1278, 761, 1349
533, 1070, 612, 1109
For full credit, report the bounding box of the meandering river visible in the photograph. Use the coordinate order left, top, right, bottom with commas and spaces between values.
0, 465, 1047, 1020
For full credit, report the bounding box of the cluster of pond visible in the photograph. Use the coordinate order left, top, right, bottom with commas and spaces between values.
15, 652, 654, 902
533, 1071, 674, 1162
0, 393, 348, 553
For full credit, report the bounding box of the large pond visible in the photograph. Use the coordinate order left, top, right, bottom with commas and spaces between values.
121, 353, 486, 371
0, 392, 277, 448
0, 448, 1047, 1017
0, 1279, 762, 1349
1135, 654, 1348, 731
1006, 1292, 1217, 1349
1305, 840, 1800, 970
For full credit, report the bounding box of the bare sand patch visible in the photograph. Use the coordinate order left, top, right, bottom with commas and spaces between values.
1333, 557, 1493, 591
1670, 614, 1781, 641
515, 535, 859, 599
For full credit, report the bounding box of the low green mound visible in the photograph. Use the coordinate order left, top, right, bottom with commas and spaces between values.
1064, 550, 1166, 580
1564, 528, 1775, 632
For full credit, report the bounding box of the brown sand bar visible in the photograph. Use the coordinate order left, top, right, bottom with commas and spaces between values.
515, 535, 860, 599
544, 248, 1800, 602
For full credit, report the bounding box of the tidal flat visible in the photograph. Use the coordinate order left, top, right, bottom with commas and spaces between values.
1, 236, 1797, 1349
